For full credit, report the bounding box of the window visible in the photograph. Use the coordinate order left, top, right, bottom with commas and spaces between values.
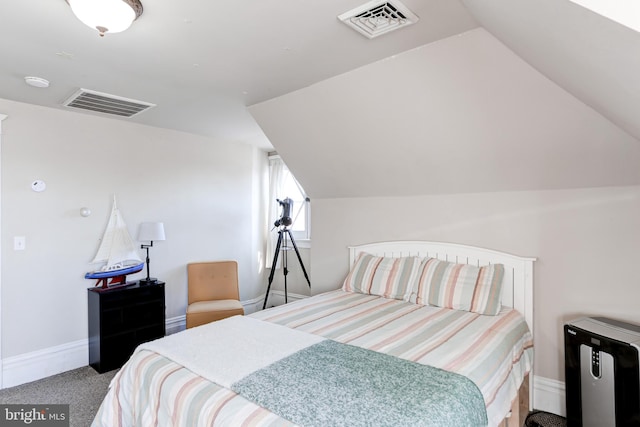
267, 155, 310, 242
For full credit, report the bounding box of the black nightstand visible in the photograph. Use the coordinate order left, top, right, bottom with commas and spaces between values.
88, 281, 165, 373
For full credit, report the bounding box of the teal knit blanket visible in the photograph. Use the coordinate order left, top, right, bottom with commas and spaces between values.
232, 340, 488, 427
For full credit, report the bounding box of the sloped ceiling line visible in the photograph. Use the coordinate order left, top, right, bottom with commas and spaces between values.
250, 28, 640, 199
461, 0, 640, 143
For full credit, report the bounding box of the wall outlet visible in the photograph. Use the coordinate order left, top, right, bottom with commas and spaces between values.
14, 236, 26, 251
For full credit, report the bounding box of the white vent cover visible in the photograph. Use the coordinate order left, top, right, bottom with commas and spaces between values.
338, 0, 419, 39
63, 89, 155, 118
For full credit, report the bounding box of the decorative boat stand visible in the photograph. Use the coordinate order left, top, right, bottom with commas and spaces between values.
94, 275, 127, 290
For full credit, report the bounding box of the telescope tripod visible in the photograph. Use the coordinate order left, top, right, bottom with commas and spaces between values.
263, 227, 310, 309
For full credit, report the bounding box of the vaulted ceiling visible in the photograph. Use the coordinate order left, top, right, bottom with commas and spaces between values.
463, 0, 640, 143
0, 0, 477, 149
1, 0, 639, 196
249, 0, 640, 197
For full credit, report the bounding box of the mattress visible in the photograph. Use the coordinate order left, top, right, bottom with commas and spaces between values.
93, 290, 533, 427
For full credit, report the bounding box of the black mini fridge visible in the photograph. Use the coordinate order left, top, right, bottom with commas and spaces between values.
565, 317, 640, 426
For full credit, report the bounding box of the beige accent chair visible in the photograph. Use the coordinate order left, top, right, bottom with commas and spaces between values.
186, 261, 244, 329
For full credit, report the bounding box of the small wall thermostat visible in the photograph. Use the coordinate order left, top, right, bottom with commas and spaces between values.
31, 180, 46, 192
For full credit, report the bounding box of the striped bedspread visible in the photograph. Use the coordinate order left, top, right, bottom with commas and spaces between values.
93, 290, 533, 427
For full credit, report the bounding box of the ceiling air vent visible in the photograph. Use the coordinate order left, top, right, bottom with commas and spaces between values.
63, 89, 155, 118
338, 0, 419, 39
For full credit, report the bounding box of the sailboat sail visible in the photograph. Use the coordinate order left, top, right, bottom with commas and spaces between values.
86, 198, 144, 281
91, 198, 142, 269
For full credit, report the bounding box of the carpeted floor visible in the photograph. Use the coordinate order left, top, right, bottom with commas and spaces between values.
0, 366, 117, 427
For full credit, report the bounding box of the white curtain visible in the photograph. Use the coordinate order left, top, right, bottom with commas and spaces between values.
266, 157, 285, 268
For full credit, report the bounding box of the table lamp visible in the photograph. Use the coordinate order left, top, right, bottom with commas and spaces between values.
137, 222, 165, 284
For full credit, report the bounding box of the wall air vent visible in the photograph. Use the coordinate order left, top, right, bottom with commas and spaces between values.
63, 89, 155, 118
338, 0, 419, 39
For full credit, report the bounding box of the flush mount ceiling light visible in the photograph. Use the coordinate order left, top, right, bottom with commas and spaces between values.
24, 76, 50, 88
66, 0, 143, 37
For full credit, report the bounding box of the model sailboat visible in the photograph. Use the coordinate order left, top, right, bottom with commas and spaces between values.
85, 197, 144, 288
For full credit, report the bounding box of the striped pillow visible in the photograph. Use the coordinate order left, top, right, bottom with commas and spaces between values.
342, 253, 382, 294
413, 258, 505, 315
369, 256, 421, 300
342, 253, 421, 300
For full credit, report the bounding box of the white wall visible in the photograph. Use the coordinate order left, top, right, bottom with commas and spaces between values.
310, 186, 640, 386
0, 98, 268, 362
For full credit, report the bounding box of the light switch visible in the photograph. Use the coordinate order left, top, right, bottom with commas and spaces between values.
14, 236, 25, 250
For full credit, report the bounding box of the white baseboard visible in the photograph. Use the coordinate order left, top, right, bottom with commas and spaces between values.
1, 339, 88, 389
166, 315, 186, 335
242, 295, 267, 315
533, 375, 566, 417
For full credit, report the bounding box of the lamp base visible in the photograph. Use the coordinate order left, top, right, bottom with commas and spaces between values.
139, 277, 158, 285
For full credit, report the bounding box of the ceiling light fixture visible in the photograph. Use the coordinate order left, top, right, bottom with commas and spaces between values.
66, 0, 143, 37
24, 76, 50, 88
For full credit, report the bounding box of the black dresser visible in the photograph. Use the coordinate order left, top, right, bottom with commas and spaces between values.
88, 281, 165, 373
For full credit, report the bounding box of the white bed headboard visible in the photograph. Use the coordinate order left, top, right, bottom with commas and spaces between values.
348, 241, 536, 336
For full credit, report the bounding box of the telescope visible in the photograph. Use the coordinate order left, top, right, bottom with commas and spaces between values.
274, 198, 293, 227
264, 196, 310, 309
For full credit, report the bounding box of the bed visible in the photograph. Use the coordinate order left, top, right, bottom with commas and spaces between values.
92, 241, 535, 427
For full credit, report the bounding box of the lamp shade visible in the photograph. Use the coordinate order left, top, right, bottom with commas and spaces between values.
67, 0, 143, 36
137, 222, 166, 242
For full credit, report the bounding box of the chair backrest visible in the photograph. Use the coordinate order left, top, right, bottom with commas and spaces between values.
187, 261, 239, 304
